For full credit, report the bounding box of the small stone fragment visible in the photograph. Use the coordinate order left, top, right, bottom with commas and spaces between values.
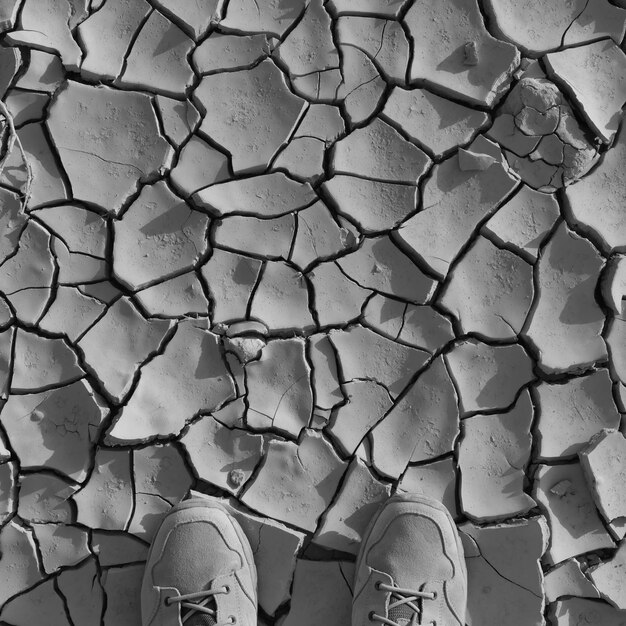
18, 472, 76, 523
214, 214, 295, 261
12, 328, 84, 392
182, 415, 263, 494
73, 448, 133, 530
113, 181, 209, 291
459, 391, 535, 522
440, 235, 534, 340
250, 261, 314, 332
241, 430, 347, 532
332, 117, 430, 184
337, 236, 437, 303
314, 457, 391, 554
534, 463, 615, 564
1, 379, 108, 482
281, 560, 354, 626
322, 175, 418, 234
47, 81, 173, 214
101, 564, 143, 626
524, 221, 607, 374
370, 356, 459, 479
404, 0, 520, 106
134, 272, 209, 318
193, 173, 315, 218
397, 136, 518, 278
545, 40, 626, 143
461, 517, 549, 626
483, 185, 559, 262
536, 370, 620, 459
544, 559, 600, 603
57, 557, 104, 626
118, 10, 195, 96
193, 33, 270, 73
246, 337, 313, 437
108, 321, 235, 442
588, 541, 626, 610
194, 61, 306, 174
382, 87, 489, 158
0, 577, 68, 626
308, 262, 371, 326
330, 325, 430, 398
32, 523, 90, 573
445, 339, 534, 415
580, 430, 626, 525
398, 457, 458, 518
78, 0, 151, 80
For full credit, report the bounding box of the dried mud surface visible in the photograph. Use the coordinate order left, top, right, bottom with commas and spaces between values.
0, 0, 626, 625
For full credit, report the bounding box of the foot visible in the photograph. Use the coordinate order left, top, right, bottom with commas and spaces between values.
352, 493, 467, 626
141, 497, 257, 626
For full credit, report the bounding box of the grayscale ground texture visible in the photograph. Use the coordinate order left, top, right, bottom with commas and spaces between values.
0, 0, 626, 624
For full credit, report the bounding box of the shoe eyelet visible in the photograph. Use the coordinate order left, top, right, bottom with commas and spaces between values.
164, 597, 171, 606
368, 610, 376, 622
229, 616, 237, 624
431, 591, 438, 599
223, 585, 231, 594
374, 580, 382, 590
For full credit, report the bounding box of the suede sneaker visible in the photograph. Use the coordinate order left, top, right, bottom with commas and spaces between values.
352, 493, 467, 626
141, 497, 257, 626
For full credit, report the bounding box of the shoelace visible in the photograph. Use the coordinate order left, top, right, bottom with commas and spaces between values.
165, 586, 235, 625
369, 581, 437, 626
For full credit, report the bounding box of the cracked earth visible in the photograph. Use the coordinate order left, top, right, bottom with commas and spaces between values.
0, 0, 626, 624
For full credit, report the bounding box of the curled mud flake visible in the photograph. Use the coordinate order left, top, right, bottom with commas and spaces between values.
464, 41, 479, 66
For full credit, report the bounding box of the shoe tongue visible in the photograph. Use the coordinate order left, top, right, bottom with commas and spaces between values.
184, 615, 218, 626
387, 604, 418, 625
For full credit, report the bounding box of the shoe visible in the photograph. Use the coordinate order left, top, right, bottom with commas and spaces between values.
352, 493, 467, 626
141, 497, 257, 626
